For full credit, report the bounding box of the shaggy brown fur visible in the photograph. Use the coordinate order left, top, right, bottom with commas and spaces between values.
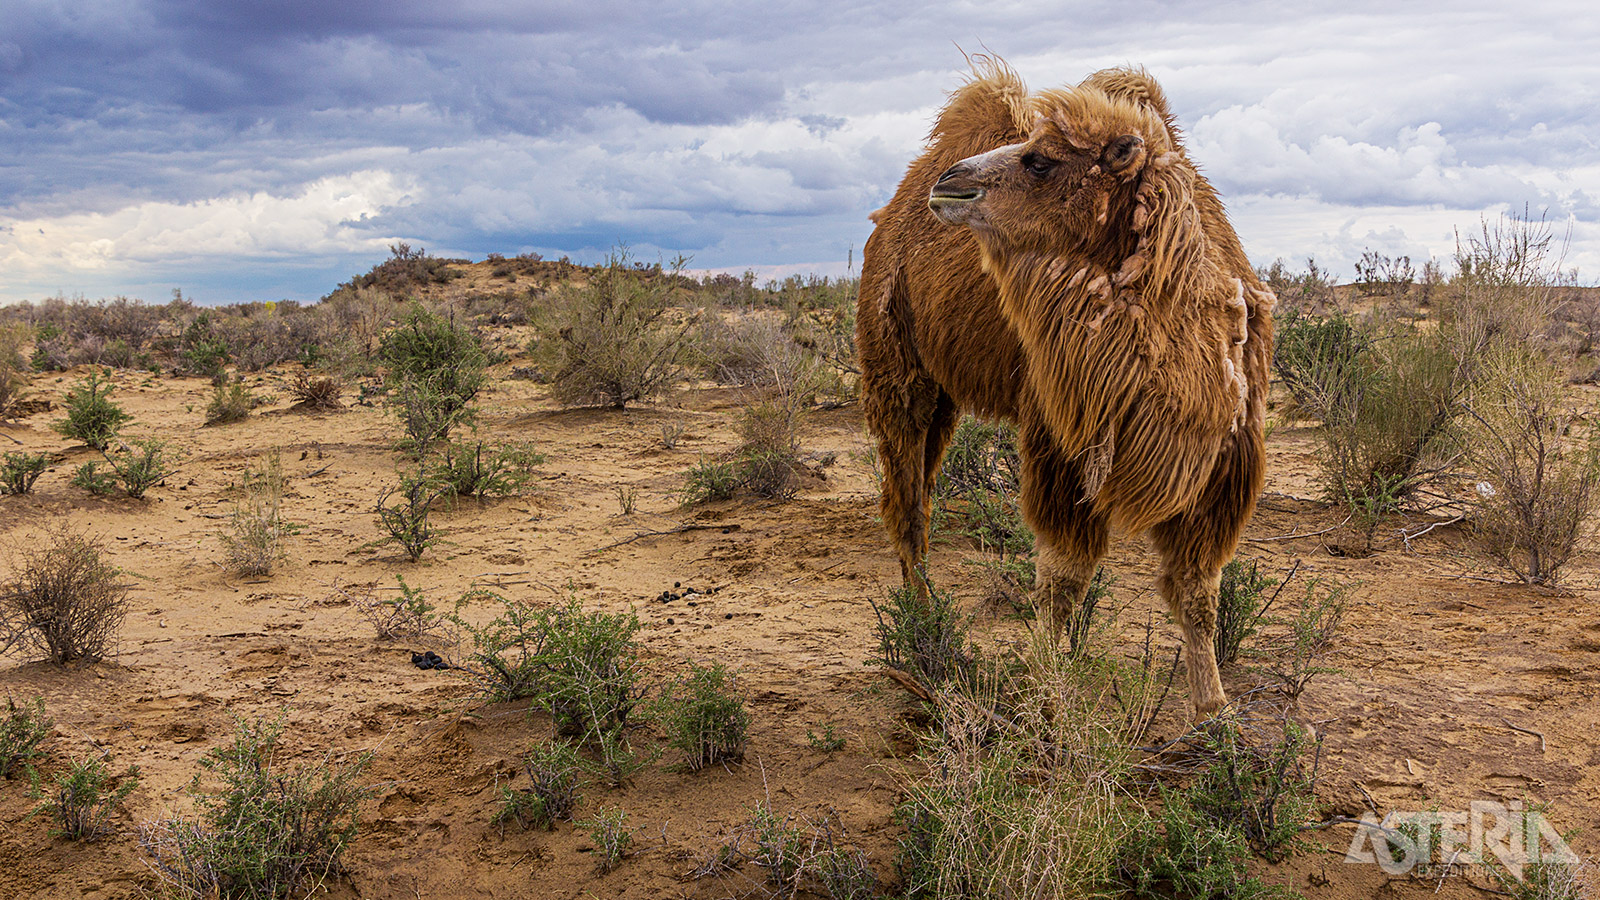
856, 60, 1273, 719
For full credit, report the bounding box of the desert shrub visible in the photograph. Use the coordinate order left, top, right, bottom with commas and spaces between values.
1442, 210, 1573, 356
495, 741, 584, 831
452, 590, 547, 700
1353, 249, 1415, 299
287, 371, 344, 409
1118, 788, 1290, 900
1270, 309, 1367, 422
529, 248, 695, 408
1183, 716, 1322, 863
895, 650, 1137, 900
205, 381, 256, 425
70, 461, 117, 495
178, 314, 232, 385
654, 660, 750, 771
379, 303, 487, 454
1465, 350, 1600, 585
352, 576, 451, 641
435, 439, 544, 499
1318, 325, 1464, 518
579, 807, 635, 873
0, 451, 49, 496
0, 696, 52, 778
219, 453, 290, 577
1214, 558, 1287, 667
0, 323, 29, 418
871, 584, 976, 696
536, 598, 645, 736
29, 755, 139, 841
680, 456, 742, 504
1257, 257, 1338, 315
934, 417, 1031, 564
1, 527, 128, 663
53, 369, 132, 450
1252, 579, 1349, 702
140, 715, 373, 900
691, 313, 810, 387
374, 473, 446, 561
103, 437, 174, 498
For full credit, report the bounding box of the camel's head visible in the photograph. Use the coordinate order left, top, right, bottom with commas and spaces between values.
929, 84, 1175, 267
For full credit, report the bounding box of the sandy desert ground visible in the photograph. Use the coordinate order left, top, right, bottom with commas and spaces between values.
2, 270, 1598, 899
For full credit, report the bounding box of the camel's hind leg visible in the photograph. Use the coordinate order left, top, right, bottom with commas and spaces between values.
1018, 418, 1110, 643
1149, 436, 1263, 722
874, 386, 960, 588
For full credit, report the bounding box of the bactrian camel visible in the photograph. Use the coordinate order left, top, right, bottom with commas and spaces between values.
855, 61, 1273, 719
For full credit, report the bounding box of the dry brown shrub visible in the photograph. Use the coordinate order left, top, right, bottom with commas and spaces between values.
1466, 351, 1600, 585
1, 527, 129, 663
288, 371, 345, 409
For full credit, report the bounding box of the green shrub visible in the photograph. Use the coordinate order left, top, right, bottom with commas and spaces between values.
871, 584, 975, 694
1252, 580, 1348, 702
1118, 788, 1292, 899
0, 451, 49, 495
374, 473, 446, 561
1214, 559, 1284, 667
452, 590, 547, 701
1187, 718, 1321, 863
680, 456, 741, 504
578, 806, 634, 873
205, 381, 255, 425
495, 741, 584, 831
0, 696, 52, 778
379, 304, 486, 453
103, 437, 173, 498
53, 369, 131, 450
654, 660, 750, 771
435, 439, 544, 499
353, 576, 450, 641
529, 248, 694, 408
69, 461, 117, 495
29, 755, 139, 841
140, 716, 373, 900
1, 527, 128, 663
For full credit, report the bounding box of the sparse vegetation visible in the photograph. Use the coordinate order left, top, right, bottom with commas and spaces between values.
653, 660, 750, 771
495, 740, 584, 831
379, 303, 487, 455
529, 248, 695, 408
220, 452, 291, 577
141, 715, 374, 900
53, 369, 132, 450
102, 436, 174, 498
29, 755, 139, 841
871, 583, 976, 695
287, 371, 344, 409
0, 451, 49, 495
0, 696, 52, 778
1, 527, 128, 663
435, 439, 543, 499
374, 473, 446, 561
205, 381, 256, 425
579, 806, 635, 873
1465, 349, 1600, 585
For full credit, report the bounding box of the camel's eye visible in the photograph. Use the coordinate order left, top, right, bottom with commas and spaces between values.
1021, 152, 1057, 177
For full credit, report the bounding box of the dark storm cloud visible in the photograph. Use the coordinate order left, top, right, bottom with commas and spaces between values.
1, 0, 1596, 302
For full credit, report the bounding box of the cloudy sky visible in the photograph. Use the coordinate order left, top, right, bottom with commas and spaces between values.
1, 0, 1595, 305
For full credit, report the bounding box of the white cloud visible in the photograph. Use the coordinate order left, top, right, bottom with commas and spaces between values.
0, 170, 413, 292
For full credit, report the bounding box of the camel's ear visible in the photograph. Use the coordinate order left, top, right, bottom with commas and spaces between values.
1103, 134, 1145, 174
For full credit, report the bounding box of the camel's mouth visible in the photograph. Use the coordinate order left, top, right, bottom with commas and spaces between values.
928, 187, 985, 223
